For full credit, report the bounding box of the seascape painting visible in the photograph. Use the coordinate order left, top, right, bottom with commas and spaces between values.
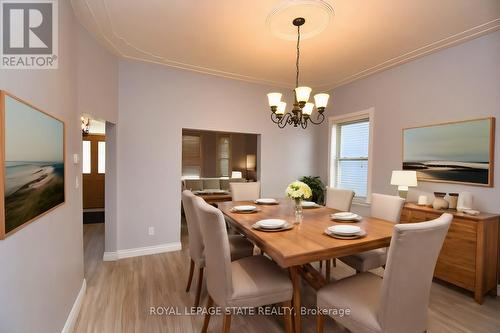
403, 118, 494, 186
1, 92, 65, 238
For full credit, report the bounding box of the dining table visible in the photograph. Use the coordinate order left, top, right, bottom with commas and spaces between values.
218, 199, 395, 333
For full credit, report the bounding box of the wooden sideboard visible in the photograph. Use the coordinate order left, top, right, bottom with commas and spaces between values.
401, 203, 499, 304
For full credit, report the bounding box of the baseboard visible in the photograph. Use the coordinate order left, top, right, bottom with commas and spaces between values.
103, 242, 182, 261
61, 279, 86, 333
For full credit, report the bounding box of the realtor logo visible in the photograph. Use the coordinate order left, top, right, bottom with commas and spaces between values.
1, 0, 58, 69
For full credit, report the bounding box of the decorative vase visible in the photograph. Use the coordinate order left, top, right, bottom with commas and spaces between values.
432, 192, 449, 210
294, 199, 303, 224
457, 192, 473, 212
446, 193, 459, 210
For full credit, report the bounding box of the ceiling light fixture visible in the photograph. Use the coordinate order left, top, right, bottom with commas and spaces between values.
267, 17, 329, 129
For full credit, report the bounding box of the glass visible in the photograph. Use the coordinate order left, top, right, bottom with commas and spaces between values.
98, 141, 105, 174
82, 141, 91, 174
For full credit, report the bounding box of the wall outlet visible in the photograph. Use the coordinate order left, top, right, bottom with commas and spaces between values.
148, 227, 155, 236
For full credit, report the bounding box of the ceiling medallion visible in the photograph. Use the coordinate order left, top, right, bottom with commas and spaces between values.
267, 17, 329, 129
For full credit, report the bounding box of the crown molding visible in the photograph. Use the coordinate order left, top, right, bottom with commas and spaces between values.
72, 1, 500, 91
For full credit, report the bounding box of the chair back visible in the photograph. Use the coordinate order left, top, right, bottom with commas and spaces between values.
325, 187, 355, 211
230, 181, 261, 201
370, 193, 405, 223
378, 213, 452, 333
194, 197, 234, 306
181, 190, 204, 262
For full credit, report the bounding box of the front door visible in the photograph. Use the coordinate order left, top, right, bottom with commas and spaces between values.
82, 134, 105, 209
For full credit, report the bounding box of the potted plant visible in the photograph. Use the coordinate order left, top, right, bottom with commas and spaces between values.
299, 176, 326, 205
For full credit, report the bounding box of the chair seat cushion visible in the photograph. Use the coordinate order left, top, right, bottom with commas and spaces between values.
317, 272, 382, 333
228, 255, 293, 308
339, 248, 387, 272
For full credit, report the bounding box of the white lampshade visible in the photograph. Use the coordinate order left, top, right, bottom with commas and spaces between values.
294, 86, 312, 103
314, 93, 330, 108
276, 101, 287, 115
267, 92, 282, 107
391, 170, 418, 189
231, 171, 243, 179
302, 102, 314, 116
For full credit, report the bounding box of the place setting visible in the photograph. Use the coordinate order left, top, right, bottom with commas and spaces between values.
254, 198, 279, 205
252, 219, 293, 232
330, 211, 362, 222
301, 200, 321, 209
324, 225, 367, 240
230, 205, 261, 214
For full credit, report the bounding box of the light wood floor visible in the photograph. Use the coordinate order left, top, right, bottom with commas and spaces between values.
74, 223, 500, 333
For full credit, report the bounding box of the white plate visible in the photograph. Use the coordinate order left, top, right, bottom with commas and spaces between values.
233, 205, 257, 212
256, 219, 287, 229
331, 212, 361, 221
328, 225, 361, 236
301, 201, 317, 208
255, 198, 278, 204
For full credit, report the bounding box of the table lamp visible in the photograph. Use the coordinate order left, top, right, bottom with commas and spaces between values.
391, 170, 417, 199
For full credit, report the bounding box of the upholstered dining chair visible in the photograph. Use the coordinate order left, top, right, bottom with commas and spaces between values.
195, 198, 293, 333
229, 181, 261, 201
339, 193, 405, 273
325, 187, 355, 212
181, 190, 254, 308
316, 213, 452, 333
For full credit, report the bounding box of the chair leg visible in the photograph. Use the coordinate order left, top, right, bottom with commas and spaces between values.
201, 296, 214, 333
319, 260, 323, 270
186, 259, 195, 292
283, 300, 293, 333
325, 260, 331, 282
316, 313, 325, 333
223, 313, 232, 333
332, 258, 336, 267
194, 266, 204, 308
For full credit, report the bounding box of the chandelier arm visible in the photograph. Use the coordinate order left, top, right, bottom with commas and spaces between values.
270, 112, 281, 124
308, 112, 325, 125
301, 117, 308, 129
278, 113, 291, 129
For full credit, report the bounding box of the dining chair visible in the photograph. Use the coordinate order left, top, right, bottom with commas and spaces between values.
325, 187, 355, 212
195, 198, 293, 333
316, 213, 452, 333
181, 190, 254, 308
339, 193, 405, 273
229, 181, 261, 201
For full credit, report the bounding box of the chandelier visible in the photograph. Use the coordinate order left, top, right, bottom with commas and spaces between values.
267, 17, 329, 129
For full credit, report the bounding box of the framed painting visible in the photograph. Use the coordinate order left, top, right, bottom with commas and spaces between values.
0, 91, 65, 239
403, 117, 495, 187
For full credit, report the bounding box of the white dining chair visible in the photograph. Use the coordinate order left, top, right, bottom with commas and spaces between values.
317, 214, 452, 333
339, 193, 405, 273
325, 187, 355, 212
195, 198, 293, 333
230, 181, 261, 201
181, 190, 254, 307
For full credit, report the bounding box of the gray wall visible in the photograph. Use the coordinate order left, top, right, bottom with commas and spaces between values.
117, 59, 319, 250
319, 31, 500, 213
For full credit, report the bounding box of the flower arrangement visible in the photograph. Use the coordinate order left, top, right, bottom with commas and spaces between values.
286, 181, 312, 201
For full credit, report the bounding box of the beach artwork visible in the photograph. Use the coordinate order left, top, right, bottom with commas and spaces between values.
1, 92, 65, 238
403, 118, 494, 186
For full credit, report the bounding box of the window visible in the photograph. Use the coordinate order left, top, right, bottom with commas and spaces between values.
217, 135, 231, 177
98, 141, 106, 174
82, 141, 91, 174
329, 110, 373, 202
182, 135, 202, 178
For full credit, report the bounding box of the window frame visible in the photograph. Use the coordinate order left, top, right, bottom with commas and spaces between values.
328, 108, 374, 204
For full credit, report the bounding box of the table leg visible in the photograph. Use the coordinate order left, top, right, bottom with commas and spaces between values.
289, 266, 302, 333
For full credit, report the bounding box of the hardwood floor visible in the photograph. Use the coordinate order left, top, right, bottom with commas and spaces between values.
74, 222, 500, 333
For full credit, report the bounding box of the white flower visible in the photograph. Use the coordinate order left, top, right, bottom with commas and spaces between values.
285, 181, 312, 200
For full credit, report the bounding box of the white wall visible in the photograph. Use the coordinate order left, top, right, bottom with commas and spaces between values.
319, 31, 500, 213
117, 59, 319, 250
0, 2, 82, 333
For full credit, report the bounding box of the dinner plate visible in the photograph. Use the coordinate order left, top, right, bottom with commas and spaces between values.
301, 201, 318, 208
327, 225, 361, 236
324, 228, 367, 239
255, 198, 278, 204
252, 222, 293, 232
256, 219, 287, 229
233, 205, 257, 212
330, 212, 362, 221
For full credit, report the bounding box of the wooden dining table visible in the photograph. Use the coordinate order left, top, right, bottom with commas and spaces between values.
218, 199, 395, 333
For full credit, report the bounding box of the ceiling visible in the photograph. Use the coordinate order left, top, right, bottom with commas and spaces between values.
71, 0, 500, 90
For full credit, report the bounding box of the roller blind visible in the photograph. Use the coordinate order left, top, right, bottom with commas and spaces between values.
182, 135, 201, 178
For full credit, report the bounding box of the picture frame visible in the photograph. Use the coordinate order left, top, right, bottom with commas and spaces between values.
0, 91, 66, 239
402, 117, 495, 187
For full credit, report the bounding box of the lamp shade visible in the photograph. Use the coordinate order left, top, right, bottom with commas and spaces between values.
295, 86, 312, 103
267, 92, 282, 107
276, 101, 287, 115
231, 171, 243, 179
390, 171, 418, 187
314, 93, 330, 108
302, 102, 314, 116
246, 154, 256, 170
